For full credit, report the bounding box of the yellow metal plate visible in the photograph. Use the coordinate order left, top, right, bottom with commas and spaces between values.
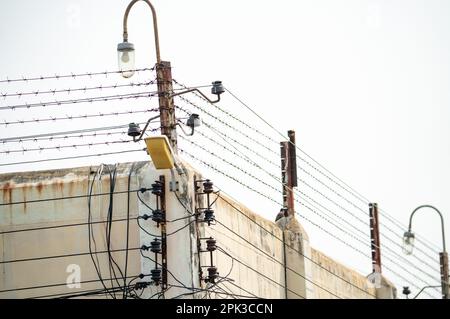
144, 136, 175, 169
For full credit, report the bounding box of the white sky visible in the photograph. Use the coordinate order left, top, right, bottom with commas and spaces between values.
1, 0, 449, 298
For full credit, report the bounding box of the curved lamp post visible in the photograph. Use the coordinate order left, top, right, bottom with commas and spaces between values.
118, 0, 160, 78
117, 0, 223, 152
403, 205, 449, 299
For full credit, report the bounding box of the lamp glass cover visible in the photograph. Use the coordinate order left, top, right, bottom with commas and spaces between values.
117, 42, 135, 78
402, 232, 415, 255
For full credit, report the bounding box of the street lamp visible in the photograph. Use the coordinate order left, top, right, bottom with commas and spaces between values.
117, 0, 161, 78
118, 0, 223, 153
403, 205, 449, 299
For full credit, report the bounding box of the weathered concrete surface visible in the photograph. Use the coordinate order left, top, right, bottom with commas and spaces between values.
200, 193, 286, 299
310, 249, 376, 299
0, 160, 391, 299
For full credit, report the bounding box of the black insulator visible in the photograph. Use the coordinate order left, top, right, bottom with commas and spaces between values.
151, 268, 162, 285
135, 282, 150, 290
204, 209, 215, 224
141, 244, 150, 251
206, 238, 216, 252
150, 238, 161, 253
141, 214, 151, 220
152, 209, 165, 224
151, 182, 163, 196
211, 81, 225, 96
127, 122, 141, 137
206, 266, 218, 283
203, 180, 214, 194
403, 286, 411, 297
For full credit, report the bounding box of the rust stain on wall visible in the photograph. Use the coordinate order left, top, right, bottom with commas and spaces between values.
36, 182, 44, 194
1, 182, 13, 204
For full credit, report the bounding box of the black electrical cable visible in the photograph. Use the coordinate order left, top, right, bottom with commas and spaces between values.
123, 163, 135, 299
0, 189, 147, 207
104, 164, 125, 297
0, 246, 141, 266
136, 190, 154, 212
215, 246, 307, 299
216, 193, 378, 297
136, 217, 162, 237
166, 220, 196, 236
87, 167, 113, 298
139, 249, 191, 290
169, 284, 261, 299
0, 272, 141, 294
0, 217, 130, 235
213, 221, 342, 298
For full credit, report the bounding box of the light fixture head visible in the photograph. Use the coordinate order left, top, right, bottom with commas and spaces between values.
127, 122, 141, 137
402, 231, 415, 255
186, 114, 201, 128
117, 41, 135, 78
211, 81, 225, 96
144, 135, 175, 169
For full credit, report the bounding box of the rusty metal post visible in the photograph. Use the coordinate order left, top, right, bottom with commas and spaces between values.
440, 252, 449, 299
369, 203, 382, 274
288, 130, 298, 187
156, 61, 177, 153
159, 175, 168, 290
280, 130, 298, 216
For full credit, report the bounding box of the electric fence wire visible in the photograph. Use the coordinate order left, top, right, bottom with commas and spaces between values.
177, 119, 440, 269
211, 219, 344, 298
175, 91, 442, 289
0, 67, 156, 83
1, 107, 159, 126
0, 79, 157, 98
223, 85, 443, 253
178, 148, 439, 298
0, 90, 159, 111
0, 120, 160, 143
174, 83, 441, 253
214, 189, 442, 298
0, 274, 144, 295
177, 125, 441, 276
0, 130, 128, 145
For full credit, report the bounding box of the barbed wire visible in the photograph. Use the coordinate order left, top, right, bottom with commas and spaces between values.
181, 133, 441, 278
173, 79, 279, 145
0, 130, 128, 145
0, 67, 156, 84
176, 89, 441, 255
0, 91, 159, 111
175, 105, 281, 169
177, 100, 441, 270
0, 139, 135, 154
176, 96, 280, 158
179, 147, 281, 206
0, 122, 149, 143
0, 79, 157, 99
0, 148, 145, 167
223, 86, 442, 253
1, 108, 159, 126
179, 146, 440, 295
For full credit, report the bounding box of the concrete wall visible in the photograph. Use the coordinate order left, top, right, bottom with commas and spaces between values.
0, 160, 391, 299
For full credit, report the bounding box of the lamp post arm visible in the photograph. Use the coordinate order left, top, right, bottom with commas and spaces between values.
413, 285, 442, 299
133, 114, 160, 142
409, 205, 446, 253
170, 88, 221, 104
123, 0, 161, 64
